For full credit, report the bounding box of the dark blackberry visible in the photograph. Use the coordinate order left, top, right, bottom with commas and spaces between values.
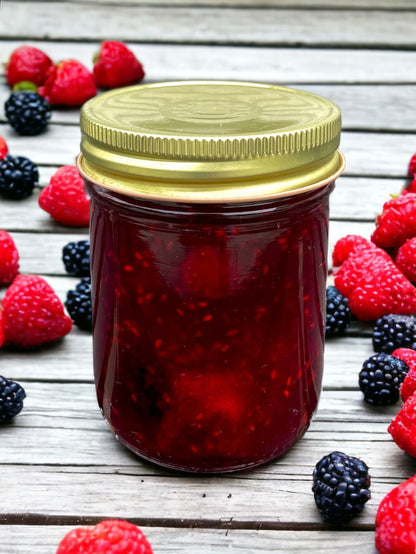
5, 91, 51, 135
325, 285, 351, 337
312, 451, 371, 523
0, 155, 39, 199
372, 314, 416, 353
62, 240, 90, 277
65, 277, 92, 331
0, 375, 26, 423
359, 352, 409, 405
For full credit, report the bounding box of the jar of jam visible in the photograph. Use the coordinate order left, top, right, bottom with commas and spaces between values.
77, 81, 344, 473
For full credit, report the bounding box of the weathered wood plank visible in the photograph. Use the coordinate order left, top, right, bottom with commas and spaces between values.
0, 122, 413, 179
0, 175, 402, 233
0, 526, 377, 554
2, 84, 416, 132
0, 447, 406, 527
2, 40, 416, 85
37, 0, 416, 8
1, 3, 416, 47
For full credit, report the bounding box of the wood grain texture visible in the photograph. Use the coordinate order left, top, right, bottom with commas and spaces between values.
1, 2, 416, 47
0, 527, 378, 554
2, 40, 416, 84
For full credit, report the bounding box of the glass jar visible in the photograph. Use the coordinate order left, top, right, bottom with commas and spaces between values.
78, 81, 345, 473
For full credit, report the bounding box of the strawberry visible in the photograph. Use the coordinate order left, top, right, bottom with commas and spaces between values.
388, 394, 416, 458
393, 348, 416, 401
372, 193, 416, 248
408, 176, 416, 193
38, 165, 90, 226
395, 237, 416, 283
56, 519, 153, 554
93, 41, 145, 89
375, 475, 416, 554
38, 59, 96, 106
0, 310, 4, 349
331, 234, 371, 267
5, 45, 53, 88
334, 243, 416, 320
408, 153, 416, 177
1, 274, 72, 348
0, 230, 19, 285
0, 137, 9, 160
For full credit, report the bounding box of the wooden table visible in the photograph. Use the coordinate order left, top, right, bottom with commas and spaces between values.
1, 1, 416, 552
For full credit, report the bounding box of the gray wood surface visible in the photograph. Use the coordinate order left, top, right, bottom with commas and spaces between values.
0, 0, 414, 552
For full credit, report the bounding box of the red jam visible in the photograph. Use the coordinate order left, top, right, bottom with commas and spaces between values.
86, 181, 333, 472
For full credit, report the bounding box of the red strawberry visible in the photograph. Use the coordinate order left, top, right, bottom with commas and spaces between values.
56, 519, 153, 554
334, 244, 416, 320
5, 45, 53, 88
0, 310, 4, 349
395, 237, 416, 283
0, 137, 9, 160
393, 348, 416, 401
93, 41, 145, 89
388, 394, 416, 457
408, 176, 416, 193
38, 59, 96, 106
372, 193, 416, 248
408, 153, 416, 176
1, 274, 72, 348
334, 243, 390, 297
375, 475, 416, 554
0, 230, 19, 285
332, 234, 371, 267
38, 165, 90, 226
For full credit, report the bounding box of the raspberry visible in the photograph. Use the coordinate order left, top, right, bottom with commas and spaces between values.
388, 394, 416, 458
0, 375, 26, 423
65, 277, 92, 331
1, 274, 72, 348
334, 245, 416, 321
312, 451, 371, 523
38, 165, 90, 226
325, 285, 350, 337
375, 475, 416, 554
62, 239, 90, 276
0, 136, 8, 160
408, 176, 416, 193
5, 45, 53, 88
395, 237, 416, 283
0, 155, 39, 200
332, 234, 371, 267
56, 519, 153, 554
372, 314, 416, 353
93, 41, 145, 89
372, 193, 416, 248
393, 348, 416, 401
38, 59, 97, 106
0, 230, 19, 285
5, 91, 51, 136
358, 352, 409, 405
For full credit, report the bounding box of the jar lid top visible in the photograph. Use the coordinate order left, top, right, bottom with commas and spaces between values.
79, 81, 344, 201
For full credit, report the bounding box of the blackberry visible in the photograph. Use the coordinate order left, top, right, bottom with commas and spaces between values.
5, 91, 51, 136
0, 375, 26, 423
0, 155, 39, 199
65, 277, 92, 331
312, 451, 371, 523
62, 240, 90, 277
325, 285, 351, 337
359, 352, 409, 405
372, 314, 416, 353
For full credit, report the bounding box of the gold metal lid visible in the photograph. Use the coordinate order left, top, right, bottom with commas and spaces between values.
79, 80, 344, 202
